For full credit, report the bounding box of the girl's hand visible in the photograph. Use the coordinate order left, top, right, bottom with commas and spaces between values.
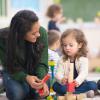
26, 75, 43, 90
61, 77, 68, 85
40, 83, 49, 97
73, 80, 79, 87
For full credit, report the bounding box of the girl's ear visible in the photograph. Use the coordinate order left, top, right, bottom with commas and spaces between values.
78, 43, 83, 49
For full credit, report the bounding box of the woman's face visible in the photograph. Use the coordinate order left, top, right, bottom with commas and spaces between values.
24, 21, 40, 43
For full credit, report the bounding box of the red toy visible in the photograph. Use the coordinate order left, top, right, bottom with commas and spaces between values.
37, 74, 50, 96
67, 82, 75, 92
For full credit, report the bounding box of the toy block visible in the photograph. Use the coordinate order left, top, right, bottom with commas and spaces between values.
65, 93, 86, 100
76, 93, 86, 100
65, 93, 76, 100
48, 60, 55, 66
57, 96, 65, 100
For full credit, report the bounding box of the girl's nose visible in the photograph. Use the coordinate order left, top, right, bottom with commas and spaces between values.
65, 45, 70, 49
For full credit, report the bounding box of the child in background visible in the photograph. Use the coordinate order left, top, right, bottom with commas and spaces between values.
48, 30, 60, 76
94, 11, 100, 24
53, 29, 97, 95
46, 4, 65, 31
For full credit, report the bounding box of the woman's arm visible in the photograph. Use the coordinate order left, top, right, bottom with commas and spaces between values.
35, 27, 48, 79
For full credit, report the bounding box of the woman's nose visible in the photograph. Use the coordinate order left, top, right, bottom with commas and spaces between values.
36, 32, 40, 37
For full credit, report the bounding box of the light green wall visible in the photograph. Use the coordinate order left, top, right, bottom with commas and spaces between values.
61, 0, 100, 21
0, 0, 7, 16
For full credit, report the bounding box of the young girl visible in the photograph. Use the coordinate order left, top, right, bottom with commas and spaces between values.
46, 4, 65, 31
53, 29, 97, 95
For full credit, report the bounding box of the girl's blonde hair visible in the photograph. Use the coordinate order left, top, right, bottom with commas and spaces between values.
60, 29, 88, 60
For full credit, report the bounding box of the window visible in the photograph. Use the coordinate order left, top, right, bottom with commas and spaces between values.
11, 0, 40, 12
0, 0, 7, 16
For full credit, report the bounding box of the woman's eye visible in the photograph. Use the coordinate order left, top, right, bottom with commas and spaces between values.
32, 33, 35, 35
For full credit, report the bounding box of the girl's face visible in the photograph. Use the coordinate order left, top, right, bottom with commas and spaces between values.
62, 35, 82, 58
24, 21, 40, 43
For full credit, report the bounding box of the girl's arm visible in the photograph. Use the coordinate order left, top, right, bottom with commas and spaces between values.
75, 57, 88, 86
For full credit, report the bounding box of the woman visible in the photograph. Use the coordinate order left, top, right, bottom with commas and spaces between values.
1, 10, 49, 100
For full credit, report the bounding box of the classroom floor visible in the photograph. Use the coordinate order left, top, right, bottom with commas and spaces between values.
0, 95, 100, 100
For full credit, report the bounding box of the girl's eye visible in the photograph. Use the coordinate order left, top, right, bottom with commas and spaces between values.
62, 43, 73, 48
69, 44, 73, 47
63, 44, 67, 47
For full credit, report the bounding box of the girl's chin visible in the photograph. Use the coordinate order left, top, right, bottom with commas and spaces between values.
67, 54, 73, 57
67, 53, 72, 56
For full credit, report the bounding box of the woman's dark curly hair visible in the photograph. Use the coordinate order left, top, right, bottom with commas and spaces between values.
7, 10, 43, 74
60, 29, 88, 61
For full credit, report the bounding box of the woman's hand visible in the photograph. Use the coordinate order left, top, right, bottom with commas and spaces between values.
61, 77, 68, 85
26, 75, 43, 90
40, 83, 49, 97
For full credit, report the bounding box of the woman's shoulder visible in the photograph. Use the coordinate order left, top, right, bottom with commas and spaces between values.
39, 26, 47, 34
0, 27, 9, 39
38, 26, 48, 43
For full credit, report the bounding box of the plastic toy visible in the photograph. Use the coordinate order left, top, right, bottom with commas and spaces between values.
38, 74, 50, 96
48, 60, 55, 79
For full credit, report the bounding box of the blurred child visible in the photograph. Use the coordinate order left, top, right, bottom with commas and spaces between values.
46, 4, 65, 31
94, 11, 100, 24
48, 30, 60, 76
53, 29, 97, 95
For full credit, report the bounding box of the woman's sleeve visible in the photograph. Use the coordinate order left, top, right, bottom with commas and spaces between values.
35, 27, 48, 79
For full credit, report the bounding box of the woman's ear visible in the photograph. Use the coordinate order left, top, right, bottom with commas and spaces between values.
78, 43, 83, 49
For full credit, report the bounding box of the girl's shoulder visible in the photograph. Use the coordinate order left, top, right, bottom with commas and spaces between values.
58, 56, 68, 64
78, 56, 88, 60
76, 56, 88, 63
